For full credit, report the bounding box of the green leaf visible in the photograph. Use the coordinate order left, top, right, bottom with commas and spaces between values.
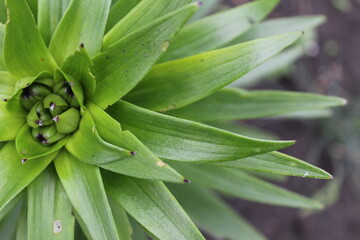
104, 173, 205, 240
92, 3, 198, 109
15, 125, 67, 160
0, 71, 15, 99
60, 46, 95, 101
229, 15, 326, 44
208, 121, 278, 140
129, 218, 148, 240
172, 163, 323, 209
87, 102, 185, 183
267, 109, 333, 119
189, 0, 221, 22
27, 166, 75, 240
107, 101, 294, 163
4, 0, 57, 78
103, 0, 192, 48
167, 88, 347, 121
37, 0, 71, 45
161, 0, 279, 62
230, 46, 304, 87
210, 151, 332, 179
26, 0, 38, 19
0, 24, 6, 70
0, 192, 22, 222
125, 32, 302, 111
168, 184, 265, 240
0, 198, 23, 240
105, 0, 141, 33
49, 0, 111, 65
66, 111, 133, 165
0, 0, 6, 24
109, 198, 132, 240
54, 150, 119, 240
0, 102, 25, 141
0, 142, 57, 212
15, 203, 27, 240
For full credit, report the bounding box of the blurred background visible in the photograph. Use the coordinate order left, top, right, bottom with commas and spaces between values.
216, 0, 360, 239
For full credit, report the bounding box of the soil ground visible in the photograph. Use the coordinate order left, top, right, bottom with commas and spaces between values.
222, 1, 360, 239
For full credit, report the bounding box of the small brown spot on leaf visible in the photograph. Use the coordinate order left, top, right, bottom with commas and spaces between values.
156, 160, 166, 167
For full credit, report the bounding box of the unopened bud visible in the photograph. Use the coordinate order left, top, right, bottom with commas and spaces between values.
31, 126, 66, 145
20, 83, 52, 110
55, 108, 80, 134
43, 94, 68, 116
26, 103, 52, 128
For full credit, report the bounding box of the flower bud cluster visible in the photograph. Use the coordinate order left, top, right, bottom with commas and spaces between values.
21, 78, 80, 145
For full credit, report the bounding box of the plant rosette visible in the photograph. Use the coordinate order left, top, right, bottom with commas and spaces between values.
0, 0, 346, 239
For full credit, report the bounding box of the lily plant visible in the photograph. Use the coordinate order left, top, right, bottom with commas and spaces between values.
0, 0, 346, 239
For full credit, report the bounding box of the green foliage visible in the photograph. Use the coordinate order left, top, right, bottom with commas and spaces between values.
0, 0, 345, 239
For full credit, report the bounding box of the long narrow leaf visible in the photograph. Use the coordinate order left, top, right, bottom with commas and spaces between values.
189, 0, 221, 22
88, 102, 185, 183
104, 173, 205, 240
37, 0, 71, 45
4, 0, 57, 78
172, 163, 323, 209
0, 142, 57, 212
54, 150, 119, 240
167, 88, 346, 121
103, 0, 191, 48
210, 151, 332, 179
125, 32, 302, 111
92, 3, 198, 109
168, 184, 265, 240
49, 0, 111, 64
107, 101, 294, 163
105, 0, 141, 33
0, 199, 23, 240
230, 15, 326, 44
109, 198, 133, 240
230, 46, 304, 87
161, 0, 279, 62
27, 166, 75, 240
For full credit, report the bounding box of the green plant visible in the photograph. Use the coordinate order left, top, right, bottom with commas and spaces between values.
0, 0, 346, 239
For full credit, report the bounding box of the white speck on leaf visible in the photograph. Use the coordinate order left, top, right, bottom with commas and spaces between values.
162, 41, 170, 52
53, 220, 62, 234
303, 172, 309, 178
156, 160, 166, 167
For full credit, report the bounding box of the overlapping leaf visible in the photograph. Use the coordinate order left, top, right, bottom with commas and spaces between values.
37, 0, 71, 45
105, 0, 141, 33
49, 0, 111, 64
168, 184, 265, 240
4, 0, 57, 78
107, 101, 294, 163
210, 151, 332, 179
103, 0, 192, 48
54, 150, 119, 240
172, 163, 323, 209
125, 32, 302, 111
88, 102, 185, 183
104, 173, 205, 240
161, 0, 279, 62
92, 3, 198, 109
230, 15, 326, 44
66, 112, 133, 165
0, 142, 57, 213
27, 166, 75, 240
167, 88, 346, 121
